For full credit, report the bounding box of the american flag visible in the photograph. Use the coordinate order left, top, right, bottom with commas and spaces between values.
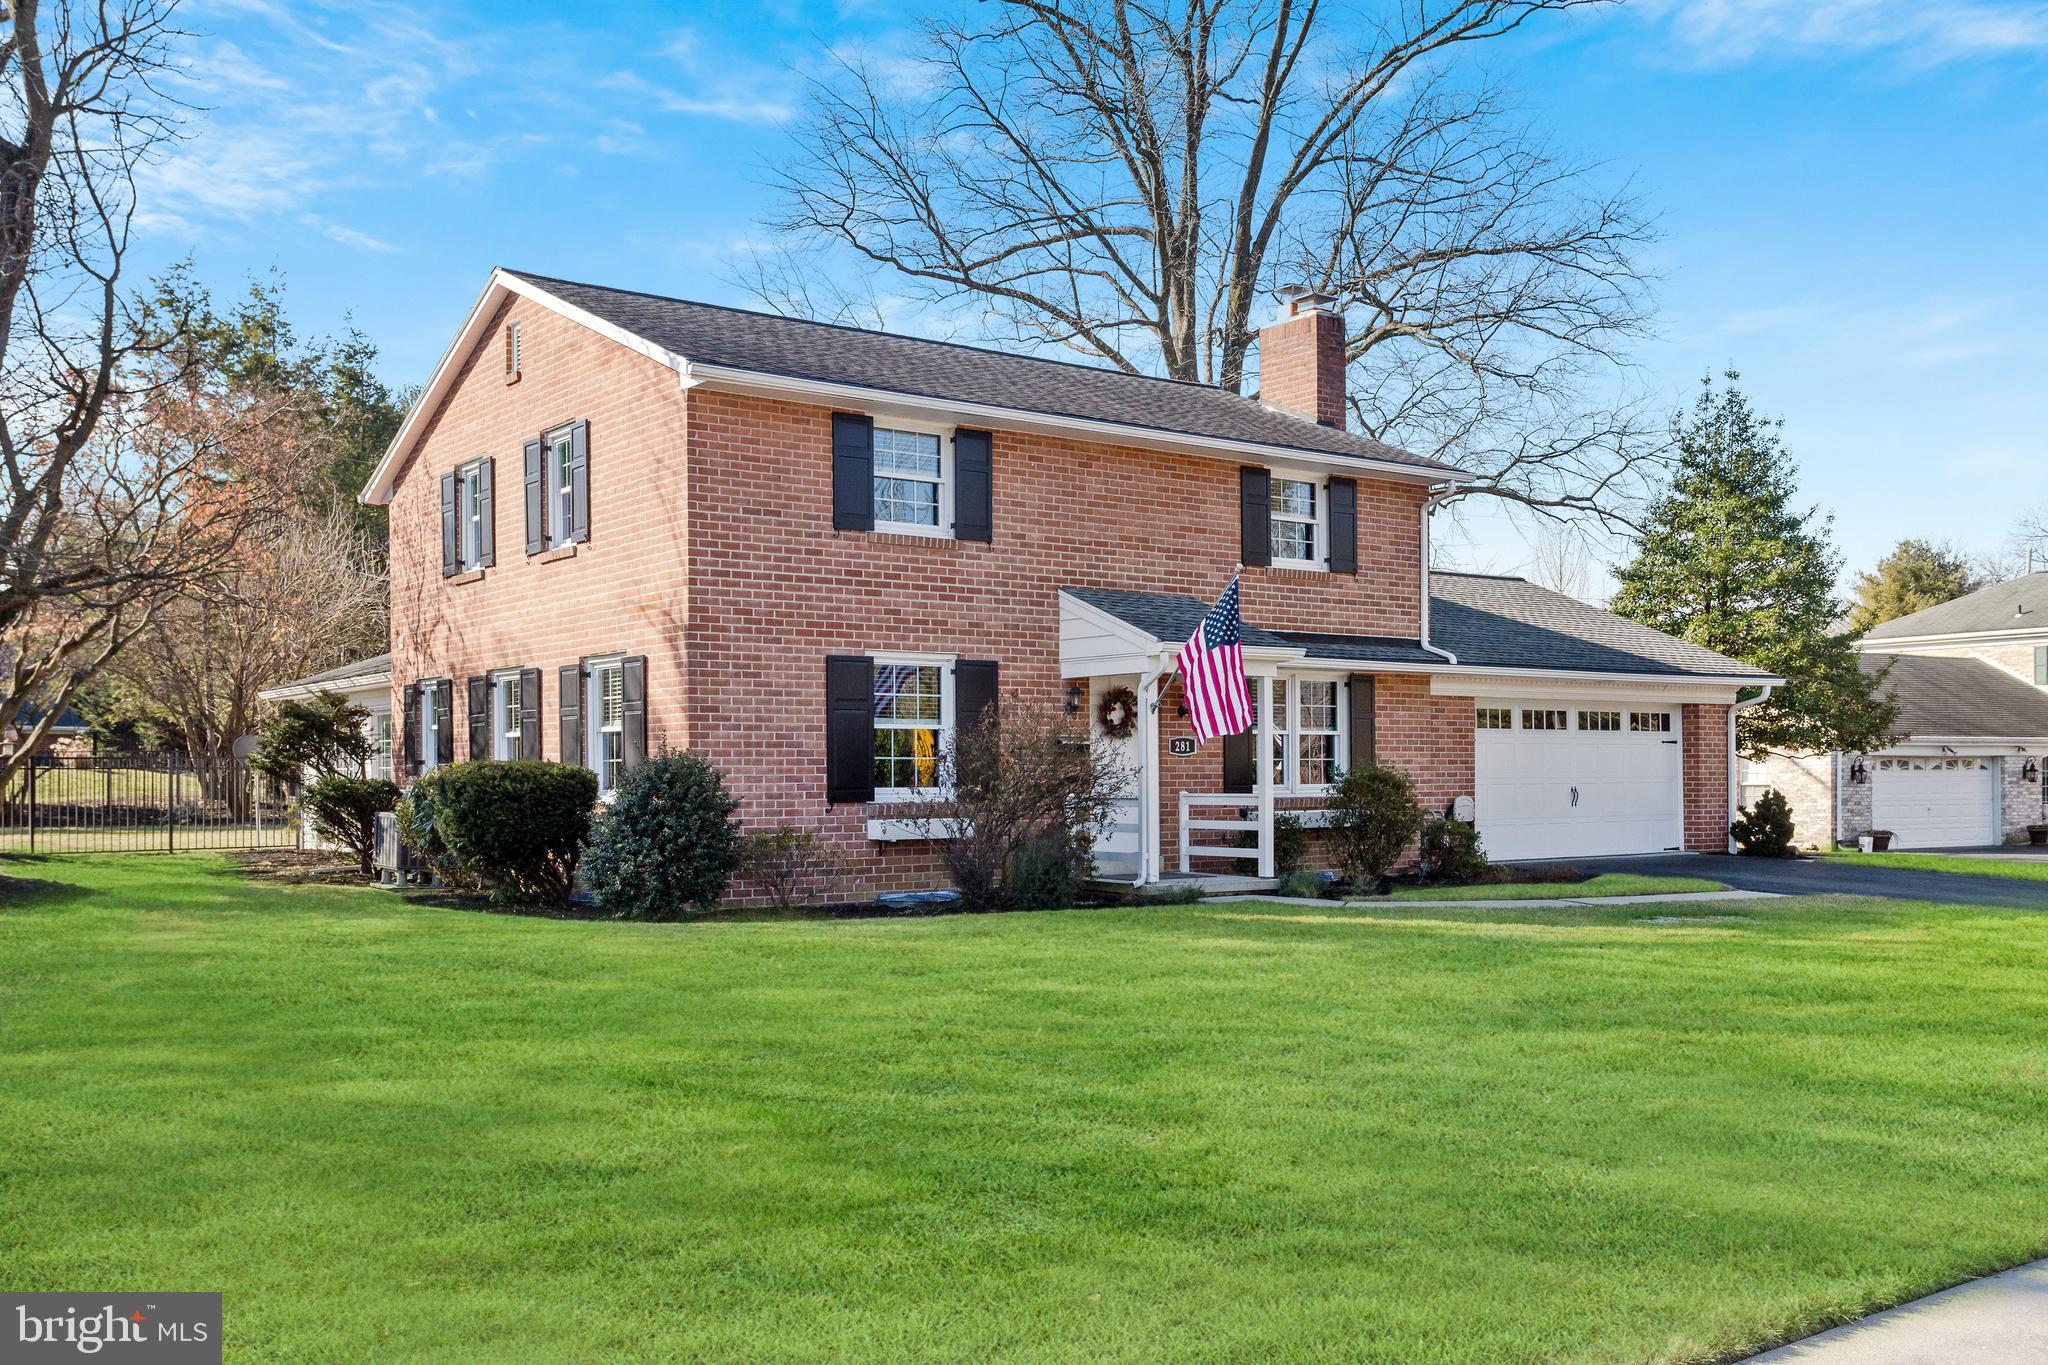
1176, 575, 1252, 744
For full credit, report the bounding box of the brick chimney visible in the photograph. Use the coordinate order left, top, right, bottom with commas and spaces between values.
1257, 285, 1345, 428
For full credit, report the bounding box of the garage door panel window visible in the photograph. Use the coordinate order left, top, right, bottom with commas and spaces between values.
1578, 710, 1621, 732
1630, 711, 1673, 733
1476, 706, 1512, 730
1522, 709, 1566, 731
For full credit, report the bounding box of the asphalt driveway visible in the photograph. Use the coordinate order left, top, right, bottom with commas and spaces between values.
1570, 853, 2048, 909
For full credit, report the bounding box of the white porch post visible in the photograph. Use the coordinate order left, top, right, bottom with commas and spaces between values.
1256, 673, 1276, 878
1138, 662, 1162, 885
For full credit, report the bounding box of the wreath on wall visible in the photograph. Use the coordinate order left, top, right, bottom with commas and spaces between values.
1097, 685, 1139, 739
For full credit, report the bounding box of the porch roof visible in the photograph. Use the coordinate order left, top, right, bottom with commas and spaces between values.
258, 652, 393, 704
1062, 586, 1438, 667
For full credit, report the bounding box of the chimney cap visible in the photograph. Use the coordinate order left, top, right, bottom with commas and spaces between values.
1275, 283, 1338, 316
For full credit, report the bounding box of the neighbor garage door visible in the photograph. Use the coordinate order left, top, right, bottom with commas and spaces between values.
1474, 703, 1685, 862
1870, 756, 1999, 849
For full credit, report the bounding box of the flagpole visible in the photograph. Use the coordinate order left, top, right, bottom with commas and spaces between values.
1154, 564, 1245, 714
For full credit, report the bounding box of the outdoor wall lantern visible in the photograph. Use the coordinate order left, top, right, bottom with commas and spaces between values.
1848, 758, 1868, 785
1064, 682, 1084, 715
2026, 759, 2041, 783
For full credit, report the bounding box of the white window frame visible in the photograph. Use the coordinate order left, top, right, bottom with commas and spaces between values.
491, 669, 523, 760
870, 650, 956, 802
1262, 674, 1350, 794
418, 685, 441, 774
456, 458, 486, 571
870, 420, 955, 539
545, 423, 576, 546
365, 710, 393, 782
584, 656, 625, 795
1268, 469, 1328, 570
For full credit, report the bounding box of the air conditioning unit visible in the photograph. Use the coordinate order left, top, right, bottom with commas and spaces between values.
373, 811, 416, 886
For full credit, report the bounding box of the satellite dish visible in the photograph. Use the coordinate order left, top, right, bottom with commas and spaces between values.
231, 734, 261, 763
1451, 794, 1475, 822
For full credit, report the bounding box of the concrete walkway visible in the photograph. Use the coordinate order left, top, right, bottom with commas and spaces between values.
1742, 1260, 2048, 1363
1207, 888, 1779, 910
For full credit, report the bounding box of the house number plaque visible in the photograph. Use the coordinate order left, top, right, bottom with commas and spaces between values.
1168, 737, 1197, 757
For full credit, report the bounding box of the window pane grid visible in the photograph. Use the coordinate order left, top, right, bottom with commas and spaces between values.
1578, 710, 1621, 732
1629, 711, 1672, 732
1476, 707, 1512, 730
874, 663, 944, 793
1270, 477, 1318, 563
873, 429, 943, 530
1522, 709, 1566, 731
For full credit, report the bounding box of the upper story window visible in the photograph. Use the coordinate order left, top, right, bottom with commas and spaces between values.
523, 421, 589, 554
460, 462, 486, 570
1270, 475, 1324, 567
873, 427, 949, 534
441, 458, 495, 578
873, 657, 952, 799
548, 425, 576, 545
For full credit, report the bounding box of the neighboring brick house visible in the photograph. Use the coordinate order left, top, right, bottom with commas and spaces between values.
1747, 575, 2048, 850
361, 269, 1775, 895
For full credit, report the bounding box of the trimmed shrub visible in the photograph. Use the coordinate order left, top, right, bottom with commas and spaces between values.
1325, 764, 1424, 889
1276, 869, 1321, 899
1418, 815, 1489, 885
739, 825, 846, 910
305, 775, 400, 877
584, 751, 742, 919
411, 761, 597, 903
1732, 787, 1796, 857
1235, 811, 1309, 873
1005, 829, 1092, 910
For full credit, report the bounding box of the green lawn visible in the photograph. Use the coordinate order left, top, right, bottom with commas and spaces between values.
1822, 849, 2048, 882
5, 855, 2048, 1362
1385, 871, 1725, 901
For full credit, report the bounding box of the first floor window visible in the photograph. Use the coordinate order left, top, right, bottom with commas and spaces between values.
1256, 678, 1346, 791
367, 712, 393, 781
419, 686, 441, 772
493, 672, 523, 759
1270, 475, 1324, 566
873, 427, 946, 531
873, 659, 949, 796
588, 660, 624, 793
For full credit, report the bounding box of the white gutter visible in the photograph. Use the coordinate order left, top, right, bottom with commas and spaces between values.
1419, 492, 1457, 665
1726, 683, 1776, 853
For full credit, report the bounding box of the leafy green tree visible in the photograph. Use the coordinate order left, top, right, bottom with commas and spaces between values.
1847, 539, 1980, 633
1611, 374, 1896, 758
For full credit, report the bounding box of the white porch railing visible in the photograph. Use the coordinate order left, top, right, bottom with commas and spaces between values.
1179, 792, 1261, 874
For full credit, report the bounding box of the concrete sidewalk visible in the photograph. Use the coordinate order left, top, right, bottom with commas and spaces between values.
1743, 1260, 2048, 1363
1206, 888, 1780, 910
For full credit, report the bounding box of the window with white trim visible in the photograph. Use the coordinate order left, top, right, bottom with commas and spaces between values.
586, 659, 625, 794
546, 424, 576, 545
872, 657, 952, 798
1578, 710, 1621, 732
1255, 678, 1347, 791
457, 459, 486, 570
419, 686, 441, 773
1269, 474, 1326, 568
872, 427, 949, 533
366, 712, 393, 782
1476, 706, 1512, 730
491, 671, 523, 760
1629, 711, 1673, 733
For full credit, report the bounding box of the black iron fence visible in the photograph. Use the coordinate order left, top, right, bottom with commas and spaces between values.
0, 754, 301, 854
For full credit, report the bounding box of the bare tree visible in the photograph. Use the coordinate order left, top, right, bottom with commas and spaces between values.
0, 0, 204, 777
747, 0, 1660, 524
1522, 519, 1597, 603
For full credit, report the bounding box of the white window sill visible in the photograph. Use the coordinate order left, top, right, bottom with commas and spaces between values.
1270, 560, 1327, 574
870, 522, 955, 541
867, 817, 966, 842
448, 568, 485, 585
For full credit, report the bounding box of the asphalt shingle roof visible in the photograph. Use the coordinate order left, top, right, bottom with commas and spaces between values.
262, 652, 391, 697
1861, 572, 2048, 641
1430, 573, 1772, 679
1066, 576, 1771, 680
1862, 652, 2048, 738
508, 271, 1465, 478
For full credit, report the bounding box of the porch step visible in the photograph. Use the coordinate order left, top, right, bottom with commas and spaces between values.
1089, 872, 1282, 897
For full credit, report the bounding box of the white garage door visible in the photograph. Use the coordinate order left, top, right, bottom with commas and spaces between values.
1475, 703, 1685, 862
1870, 757, 1998, 849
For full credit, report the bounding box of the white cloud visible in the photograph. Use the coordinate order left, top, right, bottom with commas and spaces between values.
303, 216, 402, 254
1642, 0, 2048, 64
601, 26, 797, 125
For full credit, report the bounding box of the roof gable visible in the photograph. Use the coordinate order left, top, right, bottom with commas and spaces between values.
1861, 572, 2048, 642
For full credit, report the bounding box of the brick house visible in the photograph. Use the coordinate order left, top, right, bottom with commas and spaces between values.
360, 269, 1776, 894
1746, 575, 2048, 850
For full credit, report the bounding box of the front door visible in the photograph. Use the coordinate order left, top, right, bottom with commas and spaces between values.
1091, 676, 1143, 874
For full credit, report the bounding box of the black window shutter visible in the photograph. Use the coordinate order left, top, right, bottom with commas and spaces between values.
832, 413, 874, 532
1221, 731, 1254, 793
402, 683, 422, 775
434, 680, 455, 766
440, 471, 458, 577
1328, 476, 1357, 574
1348, 674, 1376, 768
954, 429, 993, 542
955, 659, 999, 735
467, 676, 489, 760
568, 421, 590, 543
518, 667, 542, 760
477, 458, 496, 567
523, 438, 546, 554
825, 655, 876, 803
559, 663, 585, 767
621, 656, 648, 772
1240, 466, 1271, 567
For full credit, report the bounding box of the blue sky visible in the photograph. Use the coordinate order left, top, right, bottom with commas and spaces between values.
144, 0, 2048, 585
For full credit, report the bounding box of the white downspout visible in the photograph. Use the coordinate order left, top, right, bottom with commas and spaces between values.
1420, 491, 1458, 665
1137, 659, 1164, 886
1726, 684, 1776, 853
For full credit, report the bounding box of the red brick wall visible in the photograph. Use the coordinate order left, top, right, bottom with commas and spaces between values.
386, 300, 693, 766
1683, 703, 1731, 852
